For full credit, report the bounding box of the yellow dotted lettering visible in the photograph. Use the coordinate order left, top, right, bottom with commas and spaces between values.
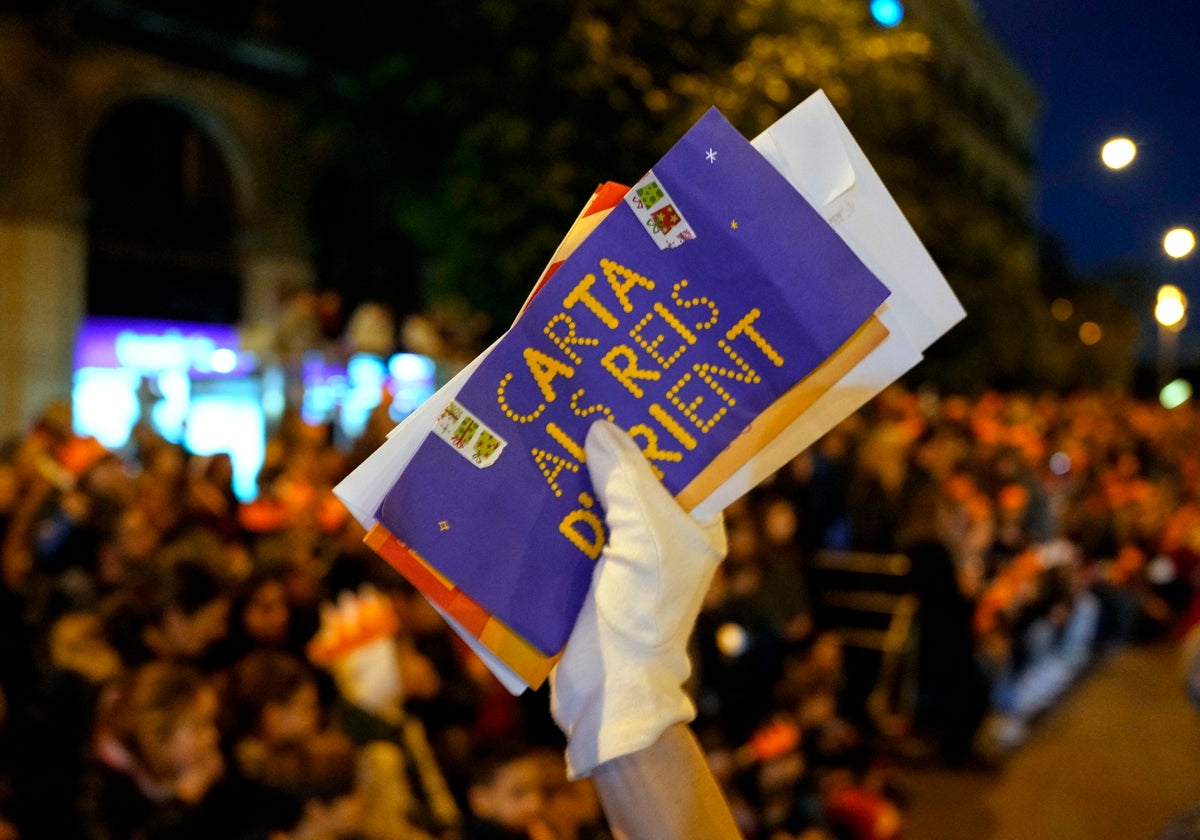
715, 340, 763, 384
600, 345, 661, 399
629, 302, 697, 371
559, 508, 606, 560
599, 258, 655, 313
628, 424, 684, 480
569, 389, 615, 423
523, 347, 575, 403
532, 444, 581, 498
695, 359, 756, 393
497, 372, 545, 424
724, 308, 784, 367
546, 422, 586, 463
666, 364, 737, 433
649, 403, 698, 451
544, 313, 600, 366
670, 279, 719, 331
563, 274, 619, 330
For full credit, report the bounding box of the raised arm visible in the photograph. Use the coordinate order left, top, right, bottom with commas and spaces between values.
549, 421, 742, 839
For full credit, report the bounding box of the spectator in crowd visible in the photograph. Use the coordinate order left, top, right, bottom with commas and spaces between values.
895, 488, 989, 765
78, 661, 232, 840
251, 727, 368, 840
222, 650, 325, 782
308, 585, 463, 839
212, 562, 311, 666
462, 738, 552, 840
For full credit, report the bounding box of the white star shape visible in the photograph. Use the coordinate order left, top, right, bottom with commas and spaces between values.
705, 147, 718, 164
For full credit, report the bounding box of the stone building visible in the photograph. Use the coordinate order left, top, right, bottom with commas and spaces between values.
864, 0, 1044, 387
1, 3, 316, 435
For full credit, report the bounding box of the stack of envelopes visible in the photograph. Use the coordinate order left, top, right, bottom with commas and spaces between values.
335, 91, 965, 694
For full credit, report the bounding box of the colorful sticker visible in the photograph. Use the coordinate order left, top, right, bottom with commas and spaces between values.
635, 181, 665, 210
433, 401, 507, 467
626, 170, 696, 250
650, 204, 682, 235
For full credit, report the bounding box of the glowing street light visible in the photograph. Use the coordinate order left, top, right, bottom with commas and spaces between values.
1100, 137, 1137, 170
1164, 227, 1196, 259
1156, 295, 1187, 329
1156, 284, 1187, 329
1156, 285, 1188, 390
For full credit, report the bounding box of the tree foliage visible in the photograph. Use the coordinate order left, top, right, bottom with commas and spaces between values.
300, 0, 932, 312
294, 0, 1084, 390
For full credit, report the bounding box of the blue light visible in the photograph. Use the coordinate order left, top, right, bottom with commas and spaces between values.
870, 0, 904, 27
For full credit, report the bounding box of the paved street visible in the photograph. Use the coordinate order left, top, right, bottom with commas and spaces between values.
898, 642, 1200, 839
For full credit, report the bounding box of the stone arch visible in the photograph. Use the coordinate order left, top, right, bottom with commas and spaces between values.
74, 74, 263, 229
83, 95, 243, 323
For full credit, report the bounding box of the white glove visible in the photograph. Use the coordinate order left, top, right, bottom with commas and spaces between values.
550, 420, 727, 778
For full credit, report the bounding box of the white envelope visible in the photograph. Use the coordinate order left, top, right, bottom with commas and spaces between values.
333, 335, 530, 692
334, 341, 496, 530
688, 90, 964, 521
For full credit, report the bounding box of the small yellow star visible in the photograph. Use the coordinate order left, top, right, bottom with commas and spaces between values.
438, 520, 451, 532
731, 219, 739, 230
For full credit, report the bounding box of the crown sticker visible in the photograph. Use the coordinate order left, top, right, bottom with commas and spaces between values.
432, 400, 507, 467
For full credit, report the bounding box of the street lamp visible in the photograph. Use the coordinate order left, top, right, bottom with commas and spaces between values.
1101, 137, 1137, 170
1164, 227, 1197, 260
1156, 284, 1187, 328
1156, 284, 1188, 391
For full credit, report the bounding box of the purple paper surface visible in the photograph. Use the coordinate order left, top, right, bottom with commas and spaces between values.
377, 109, 889, 656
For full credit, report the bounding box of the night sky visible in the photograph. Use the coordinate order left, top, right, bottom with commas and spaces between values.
972, 0, 1199, 300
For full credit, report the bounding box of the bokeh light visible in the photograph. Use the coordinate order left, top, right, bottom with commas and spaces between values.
1050, 297, 1074, 321
1164, 227, 1196, 259
870, 0, 905, 27
1100, 137, 1137, 170
1160, 378, 1193, 410
1078, 321, 1102, 345
1049, 451, 1072, 476
1156, 297, 1186, 328
1156, 284, 1187, 329
716, 622, 750, 657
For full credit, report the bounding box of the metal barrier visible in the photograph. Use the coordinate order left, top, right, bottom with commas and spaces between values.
810, 550, 919, 733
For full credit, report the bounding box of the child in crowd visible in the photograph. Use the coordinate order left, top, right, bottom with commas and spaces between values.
254, 728, 367, 840
307, 585, 462, 839
222, 650, 324, 782
79, 661, 230, 840
223, 649, 423, 840
463, 739, 552, 840
212, 563, 313, 667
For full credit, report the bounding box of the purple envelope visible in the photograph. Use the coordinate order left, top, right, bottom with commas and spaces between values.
377, 108, 889, 656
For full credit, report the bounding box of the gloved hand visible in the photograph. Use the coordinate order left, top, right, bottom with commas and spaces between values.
550, 420, 727, 778
308, 584, 404, 723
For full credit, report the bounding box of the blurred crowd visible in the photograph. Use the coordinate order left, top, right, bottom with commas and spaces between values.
2, 385, 1200, 840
